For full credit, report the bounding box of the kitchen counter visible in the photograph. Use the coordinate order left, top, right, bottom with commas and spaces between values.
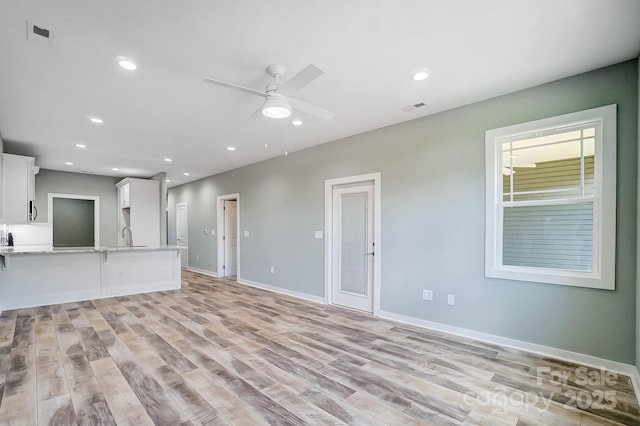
0, 245, 182, 312
0, 245, 183, 255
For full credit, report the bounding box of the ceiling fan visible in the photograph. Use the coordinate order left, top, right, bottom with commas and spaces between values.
203, 64, 335, 120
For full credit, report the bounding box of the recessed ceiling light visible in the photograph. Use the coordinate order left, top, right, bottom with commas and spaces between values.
264, 142, 268, 148
183, 172, 190, 176
292, 119, 303, 126
164, 158, 172, 162
227, 146, 236, 151
65, 161, 74, 166
117, 59, 137, 71
75, 143, 86, 148
89, 117, 103, 124
166, 179, 171, 183
411, 70, 429, 81
111, 167, 119, 171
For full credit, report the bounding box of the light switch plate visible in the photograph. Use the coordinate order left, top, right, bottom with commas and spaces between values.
448, 294, 455, 305
244, 230, 249, 237
314, 231, 323, 239
422, 290, 433, 301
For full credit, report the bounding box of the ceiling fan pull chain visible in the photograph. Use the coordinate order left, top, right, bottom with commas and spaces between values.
284, 118, 288, 156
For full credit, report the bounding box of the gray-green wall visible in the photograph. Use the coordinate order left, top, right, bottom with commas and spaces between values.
168, 60, 638, 364
52, 198, 95, 247
35, 169, 120, 247
637, 54, 640, 373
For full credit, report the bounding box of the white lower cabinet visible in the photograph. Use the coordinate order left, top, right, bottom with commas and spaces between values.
0, 248, 181, 312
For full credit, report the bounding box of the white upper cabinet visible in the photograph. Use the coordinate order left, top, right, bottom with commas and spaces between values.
116, 178, 160, 247
119, 183, 130, 208
0, 135, 4, 220
2, 154, 38, 224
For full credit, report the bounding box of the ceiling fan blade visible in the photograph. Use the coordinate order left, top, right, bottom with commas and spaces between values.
279, 64, 324, 96
289, 98, 335, 120
244, 104, 266, 123
202, 77, 267, 98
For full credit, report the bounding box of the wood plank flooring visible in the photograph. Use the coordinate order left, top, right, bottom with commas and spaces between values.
0, 270, 638, 425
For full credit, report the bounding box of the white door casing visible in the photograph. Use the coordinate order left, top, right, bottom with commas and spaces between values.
176, 202, 188, 268
224, 200, 238, 276
325, 173, 381, 314
48, 193, 100, 248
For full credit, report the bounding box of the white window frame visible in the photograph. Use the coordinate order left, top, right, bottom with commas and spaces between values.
485, 105, 616, 290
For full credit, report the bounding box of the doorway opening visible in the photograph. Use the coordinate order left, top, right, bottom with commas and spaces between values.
325, 173, 381, 314
217, 193, 239, 280
48, 193, 100, 248
176, 202, 188, 268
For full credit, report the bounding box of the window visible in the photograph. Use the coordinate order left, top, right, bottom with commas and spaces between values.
485, 105, 616, 289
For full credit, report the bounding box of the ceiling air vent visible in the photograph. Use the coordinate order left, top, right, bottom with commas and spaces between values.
26, 20, 54, 46
401, 102, 427, 113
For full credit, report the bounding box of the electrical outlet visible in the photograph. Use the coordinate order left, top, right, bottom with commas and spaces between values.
448, 294, 455, 305
270, 266, 275, 274
422, 290, 433, 300
203, 229, 208, 235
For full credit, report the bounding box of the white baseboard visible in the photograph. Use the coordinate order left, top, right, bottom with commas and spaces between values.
238, 278, 326, 305
379, 310, 638, 380
186, 267, 218, 278
630, 367, 640, 406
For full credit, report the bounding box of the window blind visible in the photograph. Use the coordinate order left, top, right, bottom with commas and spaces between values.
502, 203, 593, 270
501, 155, 594, 271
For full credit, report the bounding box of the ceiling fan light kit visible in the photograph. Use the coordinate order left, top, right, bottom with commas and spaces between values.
262, 94, 291, 118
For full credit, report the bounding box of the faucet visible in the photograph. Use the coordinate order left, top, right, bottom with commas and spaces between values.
121, 226, 133, 248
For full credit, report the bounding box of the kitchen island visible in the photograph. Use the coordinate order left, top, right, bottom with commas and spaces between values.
0, 246, 182, 312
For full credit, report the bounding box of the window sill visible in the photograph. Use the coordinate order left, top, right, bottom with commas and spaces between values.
485, 266, 613, 290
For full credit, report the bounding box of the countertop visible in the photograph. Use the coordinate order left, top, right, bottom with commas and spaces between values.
0, 245, 184, 255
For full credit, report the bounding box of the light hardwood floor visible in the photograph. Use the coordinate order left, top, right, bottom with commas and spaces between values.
0, 270, 638, 425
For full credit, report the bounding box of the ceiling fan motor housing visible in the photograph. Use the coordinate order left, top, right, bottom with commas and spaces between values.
265, 82, 281, 93
266, 64, 286, 79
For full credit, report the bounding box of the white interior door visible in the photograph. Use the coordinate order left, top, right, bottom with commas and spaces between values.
223, 200, 237, 276
176, 203, 188, 268
331, 183, 374, 312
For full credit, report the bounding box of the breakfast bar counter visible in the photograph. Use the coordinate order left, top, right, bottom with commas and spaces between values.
0, 246, 182, 312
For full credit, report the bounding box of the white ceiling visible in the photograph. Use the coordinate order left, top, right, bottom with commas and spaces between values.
1, 1, 639, 187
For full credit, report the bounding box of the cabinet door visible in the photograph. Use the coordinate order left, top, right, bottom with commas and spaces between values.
0, 137, 3, 222
120, 184, 130, 208
129, 180, 160, 246
2, 155, 30, 224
